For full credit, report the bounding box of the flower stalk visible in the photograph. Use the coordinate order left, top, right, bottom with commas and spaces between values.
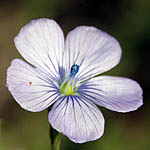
49, 108, 62, 150
49, 125, 62, 150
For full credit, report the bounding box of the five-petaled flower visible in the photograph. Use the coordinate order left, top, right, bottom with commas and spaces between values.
6, 18, 143, 143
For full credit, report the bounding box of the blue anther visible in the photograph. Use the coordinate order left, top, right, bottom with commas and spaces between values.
70, 64, 79, 77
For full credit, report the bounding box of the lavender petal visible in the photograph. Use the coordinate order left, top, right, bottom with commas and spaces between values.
7, 59, 60, 112
78, 76, 143, 112
48, 96, 104, 143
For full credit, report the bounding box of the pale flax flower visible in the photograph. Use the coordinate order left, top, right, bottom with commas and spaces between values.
6, 18, 143, 143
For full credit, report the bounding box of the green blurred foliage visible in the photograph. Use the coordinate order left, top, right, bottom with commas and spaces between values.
0, 0, 149, 150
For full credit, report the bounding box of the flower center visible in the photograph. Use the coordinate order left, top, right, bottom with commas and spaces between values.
60, 64, 79, 96
60, 82, 74, 96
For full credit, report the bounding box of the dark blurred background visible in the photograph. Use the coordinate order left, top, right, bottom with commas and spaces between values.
0, 0, 149, 150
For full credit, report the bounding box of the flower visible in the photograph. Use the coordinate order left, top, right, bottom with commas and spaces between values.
6, 18, 143, 143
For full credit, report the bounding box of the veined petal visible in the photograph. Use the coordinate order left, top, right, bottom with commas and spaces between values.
64, 26, 121, 82
78, 76, 143, 112
48, 96, 104, 143
7, 59, 60, 112
14, 18, 64, 82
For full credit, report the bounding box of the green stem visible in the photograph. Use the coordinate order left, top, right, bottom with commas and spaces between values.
49, 125, 62, 150
48, 107, 62, 150
52, 132, 62, 150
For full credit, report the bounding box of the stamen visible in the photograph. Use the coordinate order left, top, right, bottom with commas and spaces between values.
70, 64, 79, 77
64, 79, 72, 94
